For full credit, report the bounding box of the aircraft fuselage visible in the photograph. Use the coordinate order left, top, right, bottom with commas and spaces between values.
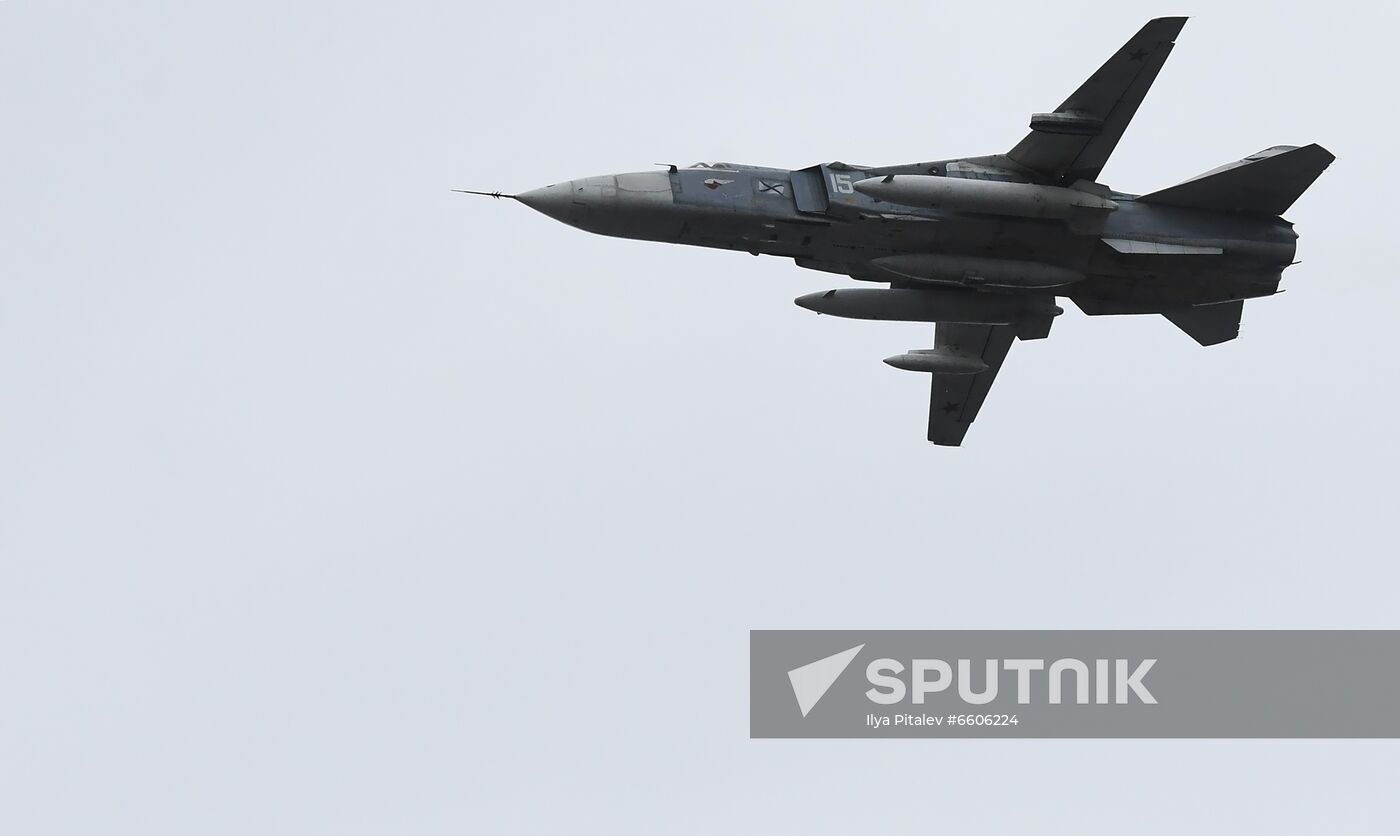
516, 162, 1299, 313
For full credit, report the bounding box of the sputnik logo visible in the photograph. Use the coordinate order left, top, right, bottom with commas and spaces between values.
787, 644, 864, 717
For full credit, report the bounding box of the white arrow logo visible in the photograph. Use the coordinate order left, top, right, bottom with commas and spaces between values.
787, 644, 865, 717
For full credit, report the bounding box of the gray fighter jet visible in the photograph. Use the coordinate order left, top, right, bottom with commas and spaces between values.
466, 17, 1332, 445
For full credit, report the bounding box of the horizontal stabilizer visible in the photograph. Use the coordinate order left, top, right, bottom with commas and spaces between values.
1139, 144, 1335, 216
1162, 300, 1243, 346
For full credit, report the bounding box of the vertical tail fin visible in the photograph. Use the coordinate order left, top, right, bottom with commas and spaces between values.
1139, 144, 1335, 216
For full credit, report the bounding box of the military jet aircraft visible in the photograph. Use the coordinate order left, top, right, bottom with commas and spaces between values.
464, 17, 1332, 445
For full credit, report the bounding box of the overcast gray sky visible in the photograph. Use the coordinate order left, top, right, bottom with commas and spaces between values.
3, 1, 1398, 833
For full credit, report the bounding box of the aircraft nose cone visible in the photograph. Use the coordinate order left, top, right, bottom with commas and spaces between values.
516, 181, 576, 222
